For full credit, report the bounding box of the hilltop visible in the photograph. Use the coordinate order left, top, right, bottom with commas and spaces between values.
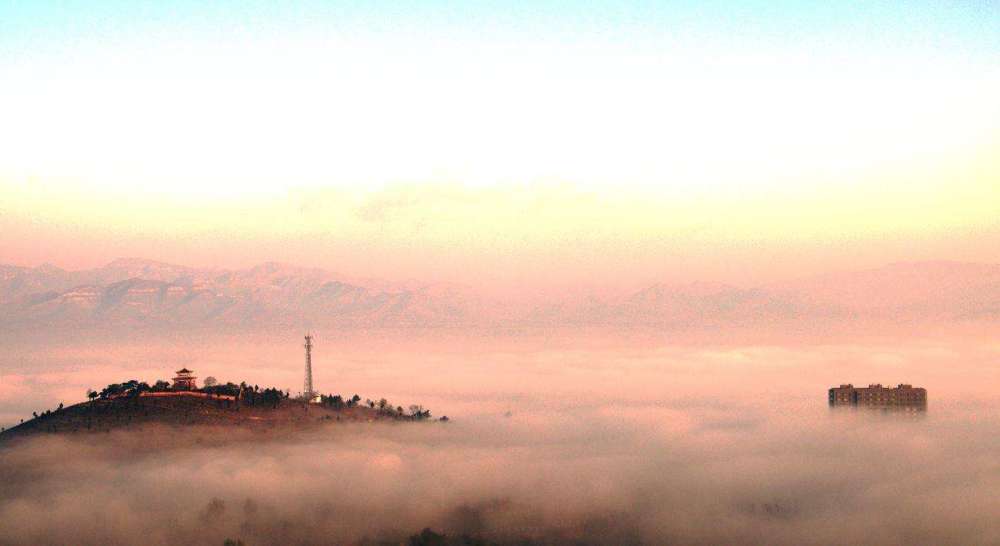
0, 384, 443, 445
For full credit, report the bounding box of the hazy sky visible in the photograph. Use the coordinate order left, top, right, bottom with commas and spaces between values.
2, 1, 998, 288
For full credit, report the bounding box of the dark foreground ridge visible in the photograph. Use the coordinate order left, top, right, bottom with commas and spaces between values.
0, 379, 446, 444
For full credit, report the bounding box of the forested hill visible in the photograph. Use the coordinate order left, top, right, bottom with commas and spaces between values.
0, 388, 444, 444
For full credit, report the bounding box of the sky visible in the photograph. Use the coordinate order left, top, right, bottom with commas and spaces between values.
1, 1, 998, 289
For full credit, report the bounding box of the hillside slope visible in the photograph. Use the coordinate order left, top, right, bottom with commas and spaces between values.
0, 394, 417, 445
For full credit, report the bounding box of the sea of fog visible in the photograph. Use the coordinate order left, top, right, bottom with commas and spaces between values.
1, 331, 998, 545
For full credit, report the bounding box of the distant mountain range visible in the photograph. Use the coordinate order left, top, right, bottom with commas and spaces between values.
0, 258, 477, 330
1, 258, 997, 330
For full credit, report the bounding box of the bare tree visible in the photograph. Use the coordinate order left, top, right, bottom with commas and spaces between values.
204, 376, 218, 388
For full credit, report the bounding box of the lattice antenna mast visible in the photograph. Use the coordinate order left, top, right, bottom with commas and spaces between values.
304, 334, 314, 399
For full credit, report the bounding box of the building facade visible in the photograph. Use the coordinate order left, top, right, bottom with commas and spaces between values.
829, 384, 926, 408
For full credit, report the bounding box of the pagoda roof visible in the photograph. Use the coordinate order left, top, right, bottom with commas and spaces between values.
176, 368, 194, 374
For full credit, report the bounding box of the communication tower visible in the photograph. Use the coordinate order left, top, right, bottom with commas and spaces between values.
304, 334, 314, 400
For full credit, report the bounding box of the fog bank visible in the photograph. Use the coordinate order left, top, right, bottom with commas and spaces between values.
2, 391, 999, 545
2, 334, 999, 545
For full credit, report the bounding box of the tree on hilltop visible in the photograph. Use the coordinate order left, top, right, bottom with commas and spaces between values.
409, 528, 447, 546
152, 380, 171, 391
261, 388, 282, 408
406, 405, 432, 420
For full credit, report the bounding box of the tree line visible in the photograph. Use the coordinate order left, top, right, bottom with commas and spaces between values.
80, 378, 445, 420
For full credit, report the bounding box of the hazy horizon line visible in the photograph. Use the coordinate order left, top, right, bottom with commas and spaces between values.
5, 255, 999, 292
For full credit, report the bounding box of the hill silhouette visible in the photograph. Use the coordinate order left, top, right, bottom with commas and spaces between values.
0, 385, 441, 445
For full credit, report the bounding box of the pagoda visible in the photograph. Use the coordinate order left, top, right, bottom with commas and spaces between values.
172, 368, 198, 390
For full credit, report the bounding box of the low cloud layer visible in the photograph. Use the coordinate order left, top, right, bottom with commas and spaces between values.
2, 393, 999, 545
2, 334, 999, 545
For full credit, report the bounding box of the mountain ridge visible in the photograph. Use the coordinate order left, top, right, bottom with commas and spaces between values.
1, 259, 997, 330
